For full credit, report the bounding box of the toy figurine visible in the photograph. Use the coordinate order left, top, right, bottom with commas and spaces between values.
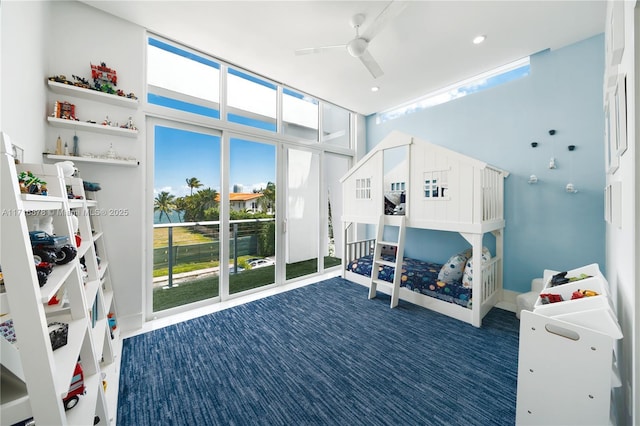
55, 136, 63, 155
72, 133, 79, 156
571, 289, 599, 299
539, 293, 563, 304
17, 171, 47, 195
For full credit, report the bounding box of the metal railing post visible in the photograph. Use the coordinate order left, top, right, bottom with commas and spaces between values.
167, 226, 173, 287
233, 223, 238, 274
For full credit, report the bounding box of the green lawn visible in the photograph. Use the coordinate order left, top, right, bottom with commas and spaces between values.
153, 256, 342, 312
153, 226, 213, 248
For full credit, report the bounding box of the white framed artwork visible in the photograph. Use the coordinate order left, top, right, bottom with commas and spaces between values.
609, 1, 624, 66
604, 92, 619, 174
615, 73, 627, 157
604, 184, 611, 224
611, 181, 622, 229
605, 182, 622, 229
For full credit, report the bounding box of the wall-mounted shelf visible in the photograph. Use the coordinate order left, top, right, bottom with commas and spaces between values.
44, 154, 139, 167
47, 80, 138, 108
47, 117, 138, 138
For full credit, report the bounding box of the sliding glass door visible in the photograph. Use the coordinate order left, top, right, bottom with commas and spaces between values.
323, 153, 350, 270
285, 147, 320, 280
227, 136, 277, 295
151, 120, 222, 313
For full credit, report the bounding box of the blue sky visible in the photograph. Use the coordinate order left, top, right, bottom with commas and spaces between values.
154, 126, 275, 198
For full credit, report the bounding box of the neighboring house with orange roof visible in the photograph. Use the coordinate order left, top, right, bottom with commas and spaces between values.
215, 192, 263, 213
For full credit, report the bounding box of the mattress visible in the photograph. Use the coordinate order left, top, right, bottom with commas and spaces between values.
346, 254, 472, 308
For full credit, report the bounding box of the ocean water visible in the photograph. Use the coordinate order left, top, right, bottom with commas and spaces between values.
153, 210, 184, 224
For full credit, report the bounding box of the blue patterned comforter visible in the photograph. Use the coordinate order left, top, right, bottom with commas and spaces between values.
347, 255, 472, 308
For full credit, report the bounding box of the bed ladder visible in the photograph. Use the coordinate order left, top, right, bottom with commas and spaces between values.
369, 214, 406, 308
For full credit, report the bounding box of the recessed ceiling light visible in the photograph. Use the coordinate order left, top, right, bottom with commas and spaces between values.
371, 86, 380, 92
473, 35, 486, 45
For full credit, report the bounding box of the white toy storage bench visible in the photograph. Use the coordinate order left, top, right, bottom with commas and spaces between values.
515, 263, 622, 425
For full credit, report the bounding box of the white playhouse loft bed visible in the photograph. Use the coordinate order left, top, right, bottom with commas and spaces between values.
340, 131, 508, 327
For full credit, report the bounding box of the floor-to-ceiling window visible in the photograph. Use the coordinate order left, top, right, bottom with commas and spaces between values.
151, 122, 222, 313
147, 34, 355, 318
285, 147, 320, 279
228, 137, 276, 294
323, 153, 350, 270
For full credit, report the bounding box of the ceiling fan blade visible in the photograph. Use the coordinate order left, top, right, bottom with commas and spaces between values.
360, 0, 408, 42
294, 45, 346, 56
359, 50, 384, 79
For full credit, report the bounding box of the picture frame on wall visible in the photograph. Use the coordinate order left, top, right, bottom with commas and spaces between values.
605, 93, 619, 174
615, 73, 627, 157
609, 0, 624, 66
611, 181, 621, 229
604, 182, 622, 229
604, 184, 611, 224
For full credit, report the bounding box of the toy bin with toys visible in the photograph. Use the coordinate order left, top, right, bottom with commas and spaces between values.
532, 263, 621, 338
515, 263, 622, 425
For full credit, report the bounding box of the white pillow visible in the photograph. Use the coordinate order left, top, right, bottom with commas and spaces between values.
462, 247, 492, 288
438, 251, 470, 284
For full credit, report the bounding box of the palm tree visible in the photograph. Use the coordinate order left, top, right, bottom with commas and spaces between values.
185, 177, 203, 196
183, 187, 218, 221
257, 181, 276, 214
154, 191, 176, 223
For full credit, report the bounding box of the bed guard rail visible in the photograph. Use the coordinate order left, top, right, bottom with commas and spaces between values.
345, 238, 376, 263
480, 256, 501, 304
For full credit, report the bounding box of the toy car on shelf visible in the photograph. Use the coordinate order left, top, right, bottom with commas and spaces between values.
30, 231, 77, 265
63, 362, 85, 410
34, 260, 54, 287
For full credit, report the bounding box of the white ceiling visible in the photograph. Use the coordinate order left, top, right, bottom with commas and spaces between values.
83, 1, 606, 116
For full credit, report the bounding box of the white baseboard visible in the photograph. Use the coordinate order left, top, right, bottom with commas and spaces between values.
498, 289, 519, 313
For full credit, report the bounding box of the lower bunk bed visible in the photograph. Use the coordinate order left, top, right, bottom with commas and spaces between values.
342, 238, 503, 327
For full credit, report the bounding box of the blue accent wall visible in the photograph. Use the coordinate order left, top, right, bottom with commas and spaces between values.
366, 34, 605, 293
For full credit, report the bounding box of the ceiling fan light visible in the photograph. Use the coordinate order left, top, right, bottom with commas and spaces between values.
347, 38, 368, 57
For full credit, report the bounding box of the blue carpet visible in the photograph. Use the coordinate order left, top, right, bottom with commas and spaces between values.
118, 277, 520, 425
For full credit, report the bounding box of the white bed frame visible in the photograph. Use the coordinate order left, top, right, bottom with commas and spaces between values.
340, 131, 508, 327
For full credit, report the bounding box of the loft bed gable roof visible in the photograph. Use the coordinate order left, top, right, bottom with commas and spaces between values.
340, 130, 508, 183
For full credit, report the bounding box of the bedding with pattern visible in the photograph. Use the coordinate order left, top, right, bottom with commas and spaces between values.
346, 254, 472, 308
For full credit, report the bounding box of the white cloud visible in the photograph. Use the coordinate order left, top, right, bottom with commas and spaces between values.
154, 186, 174, 196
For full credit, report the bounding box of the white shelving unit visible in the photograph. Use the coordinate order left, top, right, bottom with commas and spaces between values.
44, 154, 139, 167
516, 263, 623, 425
47, 117, 138, 138
66, 176, 123, 422
47, 80, 138, 109
46, 78, 140, 163
0, 132, 121, 425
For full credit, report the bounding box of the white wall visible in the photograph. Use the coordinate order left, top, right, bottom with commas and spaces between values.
0, 1, 148, 331
604, 1, 638, 424
0, 1, 50, 163
47, 2, 146, 331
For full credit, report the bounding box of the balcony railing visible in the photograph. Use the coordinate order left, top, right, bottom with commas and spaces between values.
153, 218, 275, 289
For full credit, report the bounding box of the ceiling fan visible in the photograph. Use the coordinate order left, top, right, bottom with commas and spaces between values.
294, 1, 407, 79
